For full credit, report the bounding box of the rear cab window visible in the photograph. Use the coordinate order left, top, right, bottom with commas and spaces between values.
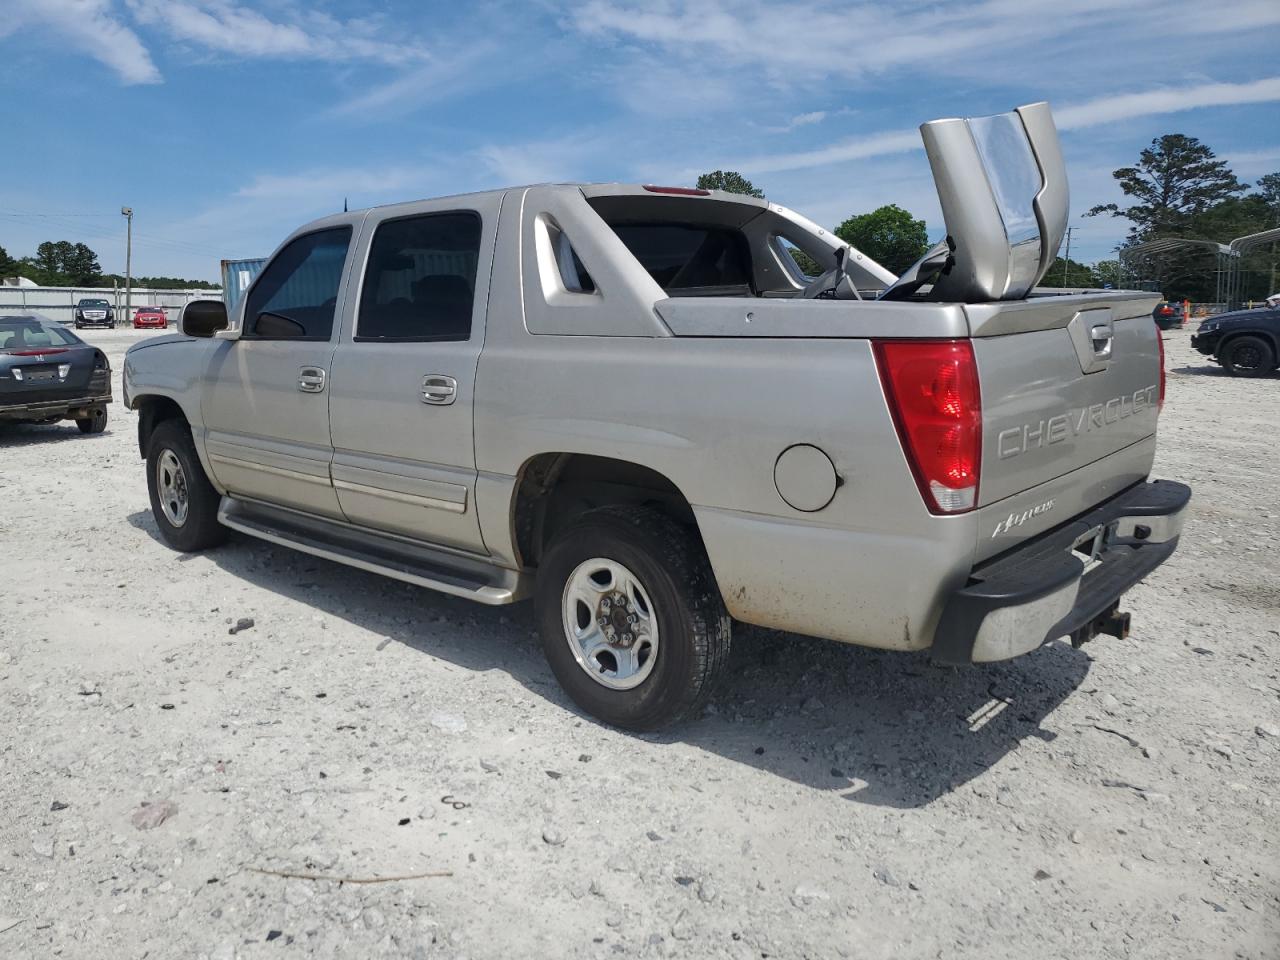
610, 223, 752, 294
583, 193, 824, 299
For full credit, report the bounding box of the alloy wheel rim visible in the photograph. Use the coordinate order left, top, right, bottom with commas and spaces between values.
156, 449, 189, 527
1235, 345, 1262, 370
561, 558, 659, 690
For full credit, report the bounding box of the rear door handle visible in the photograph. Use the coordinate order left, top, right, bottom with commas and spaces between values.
421, 375, 457, 405
298, 366, 327, 393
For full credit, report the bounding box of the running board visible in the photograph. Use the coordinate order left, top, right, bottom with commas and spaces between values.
217, 496, 529, 605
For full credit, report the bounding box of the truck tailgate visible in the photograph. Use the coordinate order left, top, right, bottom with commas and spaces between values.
968, 291, 1162, 524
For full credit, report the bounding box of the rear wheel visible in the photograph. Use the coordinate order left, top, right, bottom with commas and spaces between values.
1221, 335, 1275, 377
146, 419, 227, 552
535, 505, 731, 731
75, 407, 108, 434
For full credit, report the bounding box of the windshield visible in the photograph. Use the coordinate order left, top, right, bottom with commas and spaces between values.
0, 318, 81, 350
80, 299, 110, 308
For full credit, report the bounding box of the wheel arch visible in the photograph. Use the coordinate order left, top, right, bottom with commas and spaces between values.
133, 394, 190, 460
509, 452, 700, 569
1218, 328, 1280, 364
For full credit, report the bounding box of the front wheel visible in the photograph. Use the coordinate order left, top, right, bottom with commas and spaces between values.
1221, 335, 1276, 377
535, 505, 731, 731
75, 407, 108, 434
146, 419, 227, 552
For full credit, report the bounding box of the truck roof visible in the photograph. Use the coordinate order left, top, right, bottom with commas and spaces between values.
297, 183, 771, 234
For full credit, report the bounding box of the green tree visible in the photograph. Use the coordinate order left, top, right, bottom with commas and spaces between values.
1086, 134, 1245, 237
102, 273, 219, 290
695, 170, 765, 198
1093, 259, 1123, 288
834, 204, 929, 275
0, 244, 16, 278
1257, 172, 1280, 210
24, 240, 103, 286
1047, 256, 1098, 288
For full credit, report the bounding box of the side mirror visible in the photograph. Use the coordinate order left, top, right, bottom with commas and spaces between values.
180, 299, 229, 338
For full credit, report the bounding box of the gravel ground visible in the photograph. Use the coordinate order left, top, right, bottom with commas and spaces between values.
1, 327, 1277, 960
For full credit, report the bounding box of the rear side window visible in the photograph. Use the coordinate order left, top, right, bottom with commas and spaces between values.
0, 320, 77, 348
609, 223, 752, 292
245, 227, 352, 340
357, 212, 481, 342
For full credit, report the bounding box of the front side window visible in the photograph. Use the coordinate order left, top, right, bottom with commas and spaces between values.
357, 212, 481, 342
245, 226, 352, 340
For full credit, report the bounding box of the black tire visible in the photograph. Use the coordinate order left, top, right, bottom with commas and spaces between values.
146, 418, 227, 552
535, 505, 731, 731
1221, 335, 1276, 378
75, 407, 108, 434
74, 322, 83, 329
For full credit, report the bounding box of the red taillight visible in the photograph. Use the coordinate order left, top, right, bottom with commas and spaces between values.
873, 339, 982, 514
642, 185, 711, 196
1155, 323, 1166, 411
9, 348, 69, 356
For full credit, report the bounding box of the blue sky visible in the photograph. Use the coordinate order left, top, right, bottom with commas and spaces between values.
2, 0, 1279, 282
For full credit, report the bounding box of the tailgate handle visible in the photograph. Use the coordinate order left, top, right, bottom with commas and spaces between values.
1089, 322, 1113, 360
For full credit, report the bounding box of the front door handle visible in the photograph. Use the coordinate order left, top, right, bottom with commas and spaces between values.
421, 375, 457, 405
298, 366, 327, 393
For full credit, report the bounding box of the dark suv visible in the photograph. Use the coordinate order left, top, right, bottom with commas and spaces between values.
1191, 306, 1280, 377
74, 298, 115, 328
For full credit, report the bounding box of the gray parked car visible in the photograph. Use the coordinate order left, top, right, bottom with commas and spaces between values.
123, 103, 1189, 729
0, 315, 111, 433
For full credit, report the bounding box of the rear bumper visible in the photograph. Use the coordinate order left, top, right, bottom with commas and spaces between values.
0, 393, 112, 420
932, 479, 1191, 665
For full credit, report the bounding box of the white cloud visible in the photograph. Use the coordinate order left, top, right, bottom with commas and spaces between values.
233, 165, 430, 202
1054, 77, 1280, 130
124, 0, 429, 65
571, 0, 1156, 80
328, 42, 501, 117
698, 77, 1280, 178
7, 0, 160, 84
1223, 147, 1280, 175
572, 0, 1280, 83
477, 133, 616, 186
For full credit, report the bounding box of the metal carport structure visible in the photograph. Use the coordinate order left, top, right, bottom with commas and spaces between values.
1119, 228, 1280, 309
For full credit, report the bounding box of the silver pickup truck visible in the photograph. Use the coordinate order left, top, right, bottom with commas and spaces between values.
124, 103, 1189, 729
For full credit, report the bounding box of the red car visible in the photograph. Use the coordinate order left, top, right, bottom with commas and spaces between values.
133, 307, 168, 329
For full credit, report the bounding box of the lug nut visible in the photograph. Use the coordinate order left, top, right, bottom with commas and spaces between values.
627, 613, 638, 624
601, 598, 611, 611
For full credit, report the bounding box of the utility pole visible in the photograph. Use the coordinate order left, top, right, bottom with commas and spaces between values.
121, 206, 133, 324
1061, 226, 1074, 286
